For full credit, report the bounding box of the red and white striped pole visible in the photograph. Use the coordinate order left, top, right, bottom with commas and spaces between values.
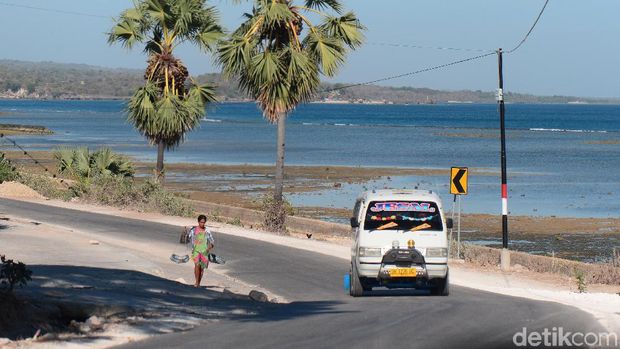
498, 48, 510, 270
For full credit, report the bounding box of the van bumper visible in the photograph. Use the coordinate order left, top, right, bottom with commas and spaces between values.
358, 262, 448, 280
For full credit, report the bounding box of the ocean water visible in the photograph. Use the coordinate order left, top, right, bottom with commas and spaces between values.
1, 100, 619, 218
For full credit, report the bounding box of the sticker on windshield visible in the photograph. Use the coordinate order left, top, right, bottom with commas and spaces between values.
370, 202, 436, 213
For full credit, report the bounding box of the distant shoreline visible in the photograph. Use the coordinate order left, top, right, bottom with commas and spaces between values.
3, 97, 620, 106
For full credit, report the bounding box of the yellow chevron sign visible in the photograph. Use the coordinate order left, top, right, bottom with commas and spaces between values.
450, 167, 468, 195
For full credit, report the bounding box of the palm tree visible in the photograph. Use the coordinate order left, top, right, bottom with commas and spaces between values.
108, 0, 223, 180
218, 0, 364, 231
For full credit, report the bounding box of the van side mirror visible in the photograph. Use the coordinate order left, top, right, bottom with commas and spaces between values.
446, 218, 454, 229
350, 217, 359, 228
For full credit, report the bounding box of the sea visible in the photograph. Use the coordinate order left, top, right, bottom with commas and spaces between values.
1, 100, 619, 219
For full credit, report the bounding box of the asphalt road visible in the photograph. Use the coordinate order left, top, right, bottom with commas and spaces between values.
0, 198, 606, 349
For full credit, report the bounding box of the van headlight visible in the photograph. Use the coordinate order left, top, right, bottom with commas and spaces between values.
426, 248, 448, 258
359, 247, 382, 257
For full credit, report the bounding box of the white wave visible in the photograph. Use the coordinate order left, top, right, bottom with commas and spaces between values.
302, 122, 316, 125
202, 118, 222, 123
529, 128, 607, 133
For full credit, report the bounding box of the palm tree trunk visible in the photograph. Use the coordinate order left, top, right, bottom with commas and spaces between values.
156, 139, 165, 183
274, 116, 286, 203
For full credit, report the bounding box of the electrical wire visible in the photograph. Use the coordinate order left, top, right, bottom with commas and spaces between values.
322, 51, 496, 93
367, 42, 494, 53
0, 134, 68, 185
0, 1, 109, 19
506, 0, 550, 54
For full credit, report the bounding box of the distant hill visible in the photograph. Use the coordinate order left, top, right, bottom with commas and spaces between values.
1, 59, 618, 104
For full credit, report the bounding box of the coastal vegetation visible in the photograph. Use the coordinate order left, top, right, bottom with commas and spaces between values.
54, 147, 134, 191
0, 153, 18, 183
2, 147, 194, 217
108, 0, 222, 180
218, 0, 365, 231
4, 59, 620, 104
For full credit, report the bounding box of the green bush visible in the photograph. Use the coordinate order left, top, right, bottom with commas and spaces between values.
207, 209, 223, 222
81, 176, 195, 217
54, 146, 134, 186
19, 173, 75, 200
84, 176, 144, 207
142, 181, 195, 217
0, 255, 32, 293
574, 268, 587, 293
227, 216, 243, 227
0, 153, 18, 183
257, 194, 294, 233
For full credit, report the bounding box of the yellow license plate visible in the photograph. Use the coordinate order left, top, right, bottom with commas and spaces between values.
388, 268, 418, 277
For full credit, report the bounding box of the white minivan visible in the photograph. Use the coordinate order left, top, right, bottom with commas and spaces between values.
349, 189, 452, 296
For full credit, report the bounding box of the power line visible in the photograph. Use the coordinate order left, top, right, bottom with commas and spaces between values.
506, 0, 550, 54
0, 1, 109, 19
0, 134, 68, 185
367, 42, 494, 53
322, 51, 496, 93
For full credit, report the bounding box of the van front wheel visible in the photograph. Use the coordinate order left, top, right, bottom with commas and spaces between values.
350, 263, 364, 297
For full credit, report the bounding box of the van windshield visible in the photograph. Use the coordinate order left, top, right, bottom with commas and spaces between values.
363, 201, 443, 231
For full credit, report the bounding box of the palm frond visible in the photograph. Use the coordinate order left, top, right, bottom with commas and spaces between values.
218, 35, 255, 77
318, 12, 365, 49
304, 0, 343, 14
303, 30, 345, 76
264, 1, 295, 26
54, 146, 76, 175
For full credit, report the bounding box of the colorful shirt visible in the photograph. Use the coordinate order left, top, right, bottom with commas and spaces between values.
189, 226, 214, 268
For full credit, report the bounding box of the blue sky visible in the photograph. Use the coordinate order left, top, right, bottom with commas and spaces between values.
0, 0, 618, 98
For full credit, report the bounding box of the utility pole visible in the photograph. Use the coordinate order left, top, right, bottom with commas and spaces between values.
497, 48, 510, 271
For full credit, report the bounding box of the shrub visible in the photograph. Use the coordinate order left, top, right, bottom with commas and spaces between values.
0, 153, 18, 183
574, 268, 587, 293
81, 177, 195, 217
142, 181, 195, 217
0, 255, 32, 293
19, 173, 75, 200
83, 176, 144, 207
257, 194, 294, 233
54, 146, 134, 186
227, 216, 243, 227
207, 208, 223, 222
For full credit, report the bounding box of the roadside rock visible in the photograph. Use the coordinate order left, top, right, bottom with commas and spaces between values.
85, 315, 104, 331
249, 290, 269, 303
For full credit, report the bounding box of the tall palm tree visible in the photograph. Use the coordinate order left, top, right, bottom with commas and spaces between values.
218, 0, 364, 231
108, 0, 223, 180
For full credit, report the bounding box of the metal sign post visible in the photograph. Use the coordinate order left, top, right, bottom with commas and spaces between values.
450, 167, 468, 259
449, 195, 456, 258
457, 195, 462, 258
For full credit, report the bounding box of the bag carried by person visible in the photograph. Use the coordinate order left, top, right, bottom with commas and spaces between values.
208, 253, 226, 264
179, 226, 190, 244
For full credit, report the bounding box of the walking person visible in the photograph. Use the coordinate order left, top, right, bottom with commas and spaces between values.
189, 214, 214, 287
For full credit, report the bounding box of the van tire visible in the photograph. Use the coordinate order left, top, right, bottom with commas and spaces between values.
431, 272, 449, 296
350, 263, 364, 297
360, 278, 373, 291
